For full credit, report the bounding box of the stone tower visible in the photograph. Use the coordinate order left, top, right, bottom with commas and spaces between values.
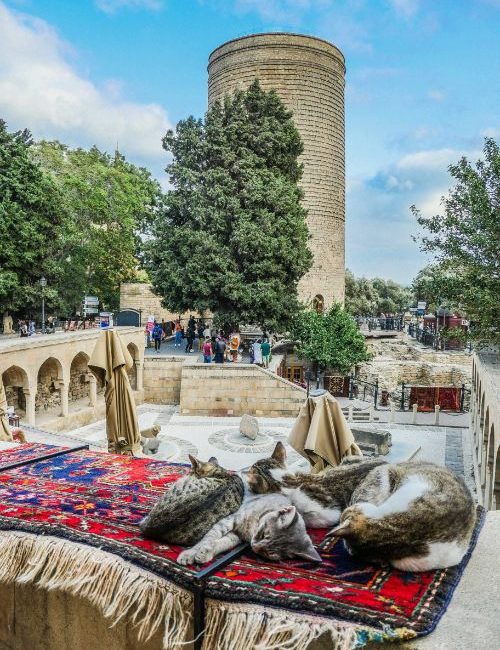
208, 33, 346, 307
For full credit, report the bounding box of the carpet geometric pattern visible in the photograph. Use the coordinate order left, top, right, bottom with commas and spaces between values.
0, 448, 485, 646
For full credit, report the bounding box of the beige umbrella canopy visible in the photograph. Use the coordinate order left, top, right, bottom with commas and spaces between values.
89, 329, 141, 456
288, 392, 362, 474
0, 379, 13, 442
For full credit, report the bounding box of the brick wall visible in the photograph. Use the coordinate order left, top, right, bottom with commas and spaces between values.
143, 357, 185, 404
179, 361, 306, 417
208, 33, 346, 307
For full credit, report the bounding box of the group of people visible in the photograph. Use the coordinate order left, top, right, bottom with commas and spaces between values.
149, 317, 273, 367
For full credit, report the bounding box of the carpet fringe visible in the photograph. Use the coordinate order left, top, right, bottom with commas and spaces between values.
0, 531, 192, 649
203, 599, 360, 650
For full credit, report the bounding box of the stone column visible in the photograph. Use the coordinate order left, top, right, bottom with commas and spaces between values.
60, 382, 69, 418
88, 374, 97, 407
135, 360, 143, 391
23, 389, 36, 426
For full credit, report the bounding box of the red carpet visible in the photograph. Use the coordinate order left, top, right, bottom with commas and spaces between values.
0, 447, 484, 647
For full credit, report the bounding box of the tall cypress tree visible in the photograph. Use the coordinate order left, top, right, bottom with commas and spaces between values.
146, 80, 312, 330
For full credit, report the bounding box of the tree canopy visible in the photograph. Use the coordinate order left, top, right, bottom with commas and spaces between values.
412, 138, 500, 343
0, 121, 66, 315
145, 80, 312, 331
34, 140, 162, 313
290, 303, 370, 374
345, 269, 412, 317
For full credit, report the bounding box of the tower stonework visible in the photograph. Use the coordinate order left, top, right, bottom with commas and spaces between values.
208, 33, 346, 307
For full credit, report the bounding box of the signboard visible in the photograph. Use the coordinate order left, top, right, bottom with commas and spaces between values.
417, 301, 427, 311
83, 307, 99, 315
84, 296, 99, 305
99, 312, 113, 328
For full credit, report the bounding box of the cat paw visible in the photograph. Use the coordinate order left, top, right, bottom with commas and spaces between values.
194, 546, 214, 564
177, 549, 198, 565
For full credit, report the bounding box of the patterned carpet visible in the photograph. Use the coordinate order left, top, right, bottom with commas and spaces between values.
0, 446, 485, 648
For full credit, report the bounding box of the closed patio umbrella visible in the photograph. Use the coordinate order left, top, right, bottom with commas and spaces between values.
288, 392, 361, 474
0, 380, 13, 442
89, 329, 141, 456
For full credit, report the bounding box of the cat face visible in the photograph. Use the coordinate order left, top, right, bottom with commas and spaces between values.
251, 505, 321, 563
246, 442, 287, 494
188, 455, 231, 479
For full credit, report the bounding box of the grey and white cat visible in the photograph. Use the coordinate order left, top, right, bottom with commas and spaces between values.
140, 455, 244, 546
247, 443, 476, 571
177, 492, 321, 566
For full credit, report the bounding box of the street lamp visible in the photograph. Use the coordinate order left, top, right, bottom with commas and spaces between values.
40, 276, 47, 334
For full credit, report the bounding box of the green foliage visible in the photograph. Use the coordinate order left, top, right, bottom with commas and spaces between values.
34, 141, 163, 312
0, 121, 66, 314
412, 138, 500, 344
146, 80, 312, 331
345, 269, 412, 316
411, 263, 459, 313
291, 303, 371, 374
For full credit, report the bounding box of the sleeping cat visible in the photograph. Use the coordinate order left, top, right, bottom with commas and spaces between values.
177, 492, 321, 566
140, 455, 244, 546
247, 443, 476, 571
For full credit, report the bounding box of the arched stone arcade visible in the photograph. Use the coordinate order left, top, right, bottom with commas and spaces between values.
0, 327, 144, 429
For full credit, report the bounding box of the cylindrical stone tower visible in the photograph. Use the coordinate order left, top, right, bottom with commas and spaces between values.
208, 33, 346, 307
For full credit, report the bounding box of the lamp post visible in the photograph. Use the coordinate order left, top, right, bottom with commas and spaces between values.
40, 276, 47, 334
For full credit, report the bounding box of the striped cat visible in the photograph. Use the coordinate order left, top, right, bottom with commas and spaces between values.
247, 443, 476, 571
140, 455, 244, 546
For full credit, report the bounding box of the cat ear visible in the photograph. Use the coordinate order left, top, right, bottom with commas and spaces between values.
271, 442, 287, 465
295, 544, 322, 563
188, 454, 200, 470
277, 505, 296, 528
208, 456, 219, 466
327, 519, 353, 538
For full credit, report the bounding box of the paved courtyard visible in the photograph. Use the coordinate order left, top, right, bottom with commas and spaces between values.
10, 404, 476, 496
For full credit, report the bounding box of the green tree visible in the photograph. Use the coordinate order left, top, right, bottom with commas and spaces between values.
0, 121, 66, 316
290, 303, 370, 374
411, 263, 458, 313
412, 138, 500, 343
34, 141, 163, 312
345, 269, 411, 317
146, 80, 312, 331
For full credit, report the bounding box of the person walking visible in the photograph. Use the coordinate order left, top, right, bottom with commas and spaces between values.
214, 337, 226, 364
197, 322, 205, 351
202, 338, 213, 363
261, 338, 271, 368
174, 320, 182, 347
253, 339, 263, 366
152, 321, 163, 353
185, 317, 196, 353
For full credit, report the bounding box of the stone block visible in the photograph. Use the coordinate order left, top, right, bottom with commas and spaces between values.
239, 414, 259, 440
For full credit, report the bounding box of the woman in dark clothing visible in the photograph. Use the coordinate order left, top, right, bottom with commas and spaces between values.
152, 321, 163, 353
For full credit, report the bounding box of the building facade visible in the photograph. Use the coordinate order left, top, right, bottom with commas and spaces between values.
208, 32, 346, 308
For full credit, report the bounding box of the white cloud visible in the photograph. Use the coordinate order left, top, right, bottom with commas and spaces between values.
387, 0, 419, 19
0, 2, 171, 162
397, 148, 466, 170
95, 0, 164, 13
428, 89, 445, 102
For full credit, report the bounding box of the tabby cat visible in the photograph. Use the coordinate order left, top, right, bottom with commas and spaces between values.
247, 443, 476, 571
177, 492, 321, 566
139, 455, 244, 546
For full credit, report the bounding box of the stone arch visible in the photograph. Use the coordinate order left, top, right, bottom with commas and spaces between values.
480, 406, 491, 484
69, 352, 91, 408
313, 294, 325, 314
494, 445, 500, 511
36, 357, 64, 418
127, 343, 139, 390
485, 424, 496, 507
2, 365, 29, 417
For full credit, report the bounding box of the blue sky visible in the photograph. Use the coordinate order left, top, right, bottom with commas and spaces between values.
0, 0, 499, 284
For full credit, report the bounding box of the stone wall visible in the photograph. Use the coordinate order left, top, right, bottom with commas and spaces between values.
143, 357, 184, 404
179, 361, 306, 417
208, 33, 346, 307
360, 335, 473, 394
120, 283, 197, 324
